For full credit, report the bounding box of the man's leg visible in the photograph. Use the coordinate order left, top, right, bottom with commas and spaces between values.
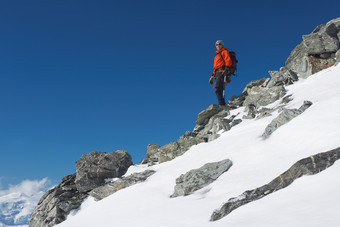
213, 73, 226, 105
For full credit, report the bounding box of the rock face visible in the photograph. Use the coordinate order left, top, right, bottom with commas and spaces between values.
210, 147, 340, 221
89, 170, 156, 200
30, 150, 133, 227
262, 101, 313, 138
75, 150, 133, 192
285, 17, 340, 78
29, 174, 88, 227
171, 159, 232, 197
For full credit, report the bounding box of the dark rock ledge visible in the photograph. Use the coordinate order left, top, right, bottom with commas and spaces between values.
210, 147, 340, 221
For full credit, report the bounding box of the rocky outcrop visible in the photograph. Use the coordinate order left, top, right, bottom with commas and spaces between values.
29, 174, 88, 227
171, 159, 232, 198
75, 150, 132, 192
262, 101, 313, 138
89, 170, 156, 200
142, 104, 242, 165
285, 17, 340, 78
210, 147, 340, 221
243, 85, 286, 111
30, 150, 133, 227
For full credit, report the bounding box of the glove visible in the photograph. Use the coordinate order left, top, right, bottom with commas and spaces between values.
209, 76, 214, 84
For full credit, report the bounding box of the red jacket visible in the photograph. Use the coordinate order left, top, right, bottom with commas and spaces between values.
213, 48, 232, 74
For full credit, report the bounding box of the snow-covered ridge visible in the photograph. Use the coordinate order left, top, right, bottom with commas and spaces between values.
55, 64, 340, 227
28, 17, 340, 227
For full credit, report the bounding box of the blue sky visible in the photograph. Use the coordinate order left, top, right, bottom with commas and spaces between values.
0, 0, 339, 187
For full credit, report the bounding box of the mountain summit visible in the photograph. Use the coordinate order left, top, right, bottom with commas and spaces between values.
29, 17, 340, 227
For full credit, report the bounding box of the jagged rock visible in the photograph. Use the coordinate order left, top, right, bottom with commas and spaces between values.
29, 174, 88, 227
242, 77, 270, 92
262, 101, 313, 138
89, 170, 156, 200
195, 104, 228, 126
171, 159, 232, 197
75, 150, 133, 192
243, 85, 286, 111
285, 42, 310, 78
230, 78, 270, 110
285, 18, 340, 78
195, 109, 229, 137
228, 93, 247, 109
267, 69, 298, 88
280, 94, 293, 104
210, 147, 340, 221
302, 26, 339, 55
242, 104, 257, 119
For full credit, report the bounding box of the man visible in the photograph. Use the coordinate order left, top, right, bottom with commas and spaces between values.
210, 40, 232, 106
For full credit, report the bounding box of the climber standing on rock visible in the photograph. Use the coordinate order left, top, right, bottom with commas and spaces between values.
210, 40, 232, 106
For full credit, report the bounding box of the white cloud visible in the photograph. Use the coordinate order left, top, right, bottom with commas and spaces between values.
0, 178, 52, 226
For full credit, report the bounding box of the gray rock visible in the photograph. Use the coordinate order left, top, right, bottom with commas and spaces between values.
89, 170, 156, 200
285, 42, 310, 78
285, 18, 340, 78
195, 110, 230, 137
267, 69, 299, 87
29, 174, 88, 227
75, 150, 133, 192
242, 77, 270, 92
243, 85, 286, 111
228, 93, 247, 109
303, 31, 339, 55
262, 101, 312, 138
210, 147, 340, 221
242, 104, 257, 119
195, 104, 228, 126
171, 159, 232, 197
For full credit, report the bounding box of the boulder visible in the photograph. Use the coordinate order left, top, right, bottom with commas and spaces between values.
171, 159, 232, 197
302, 29, 339, 55
285, 18, 340, 78
262, 101, 312, 138
243, 85, 286, 111
210, 147, 340, 221
75, 150, 133, 192
195, 104, 228, 126
29, 174, 88, 227
267, 69, 298, 87
89, 170, 156, 200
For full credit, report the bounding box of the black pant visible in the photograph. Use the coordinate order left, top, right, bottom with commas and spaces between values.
213, 73, 226, 105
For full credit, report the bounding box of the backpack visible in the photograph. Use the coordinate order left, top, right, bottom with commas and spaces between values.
217, 50, 238, 76
228, 51, 238, 76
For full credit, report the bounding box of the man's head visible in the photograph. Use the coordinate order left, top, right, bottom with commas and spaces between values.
215, 40, 224, 50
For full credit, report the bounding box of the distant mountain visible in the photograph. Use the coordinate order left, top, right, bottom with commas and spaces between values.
0, 179, 50, 227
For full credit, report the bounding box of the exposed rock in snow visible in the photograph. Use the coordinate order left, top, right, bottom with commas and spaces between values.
262, 101, 313, 138
171, 159, 232, 198
75, 150, 132, 193
29, 174, 87, 227
89, 170, 156, 201
210, 147, 340, 221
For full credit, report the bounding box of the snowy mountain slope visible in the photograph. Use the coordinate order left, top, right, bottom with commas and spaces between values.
0, 179, 50, 227
57, 64, 340, 227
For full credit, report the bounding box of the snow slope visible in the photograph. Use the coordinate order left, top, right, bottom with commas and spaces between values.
57, 64, 340, 227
